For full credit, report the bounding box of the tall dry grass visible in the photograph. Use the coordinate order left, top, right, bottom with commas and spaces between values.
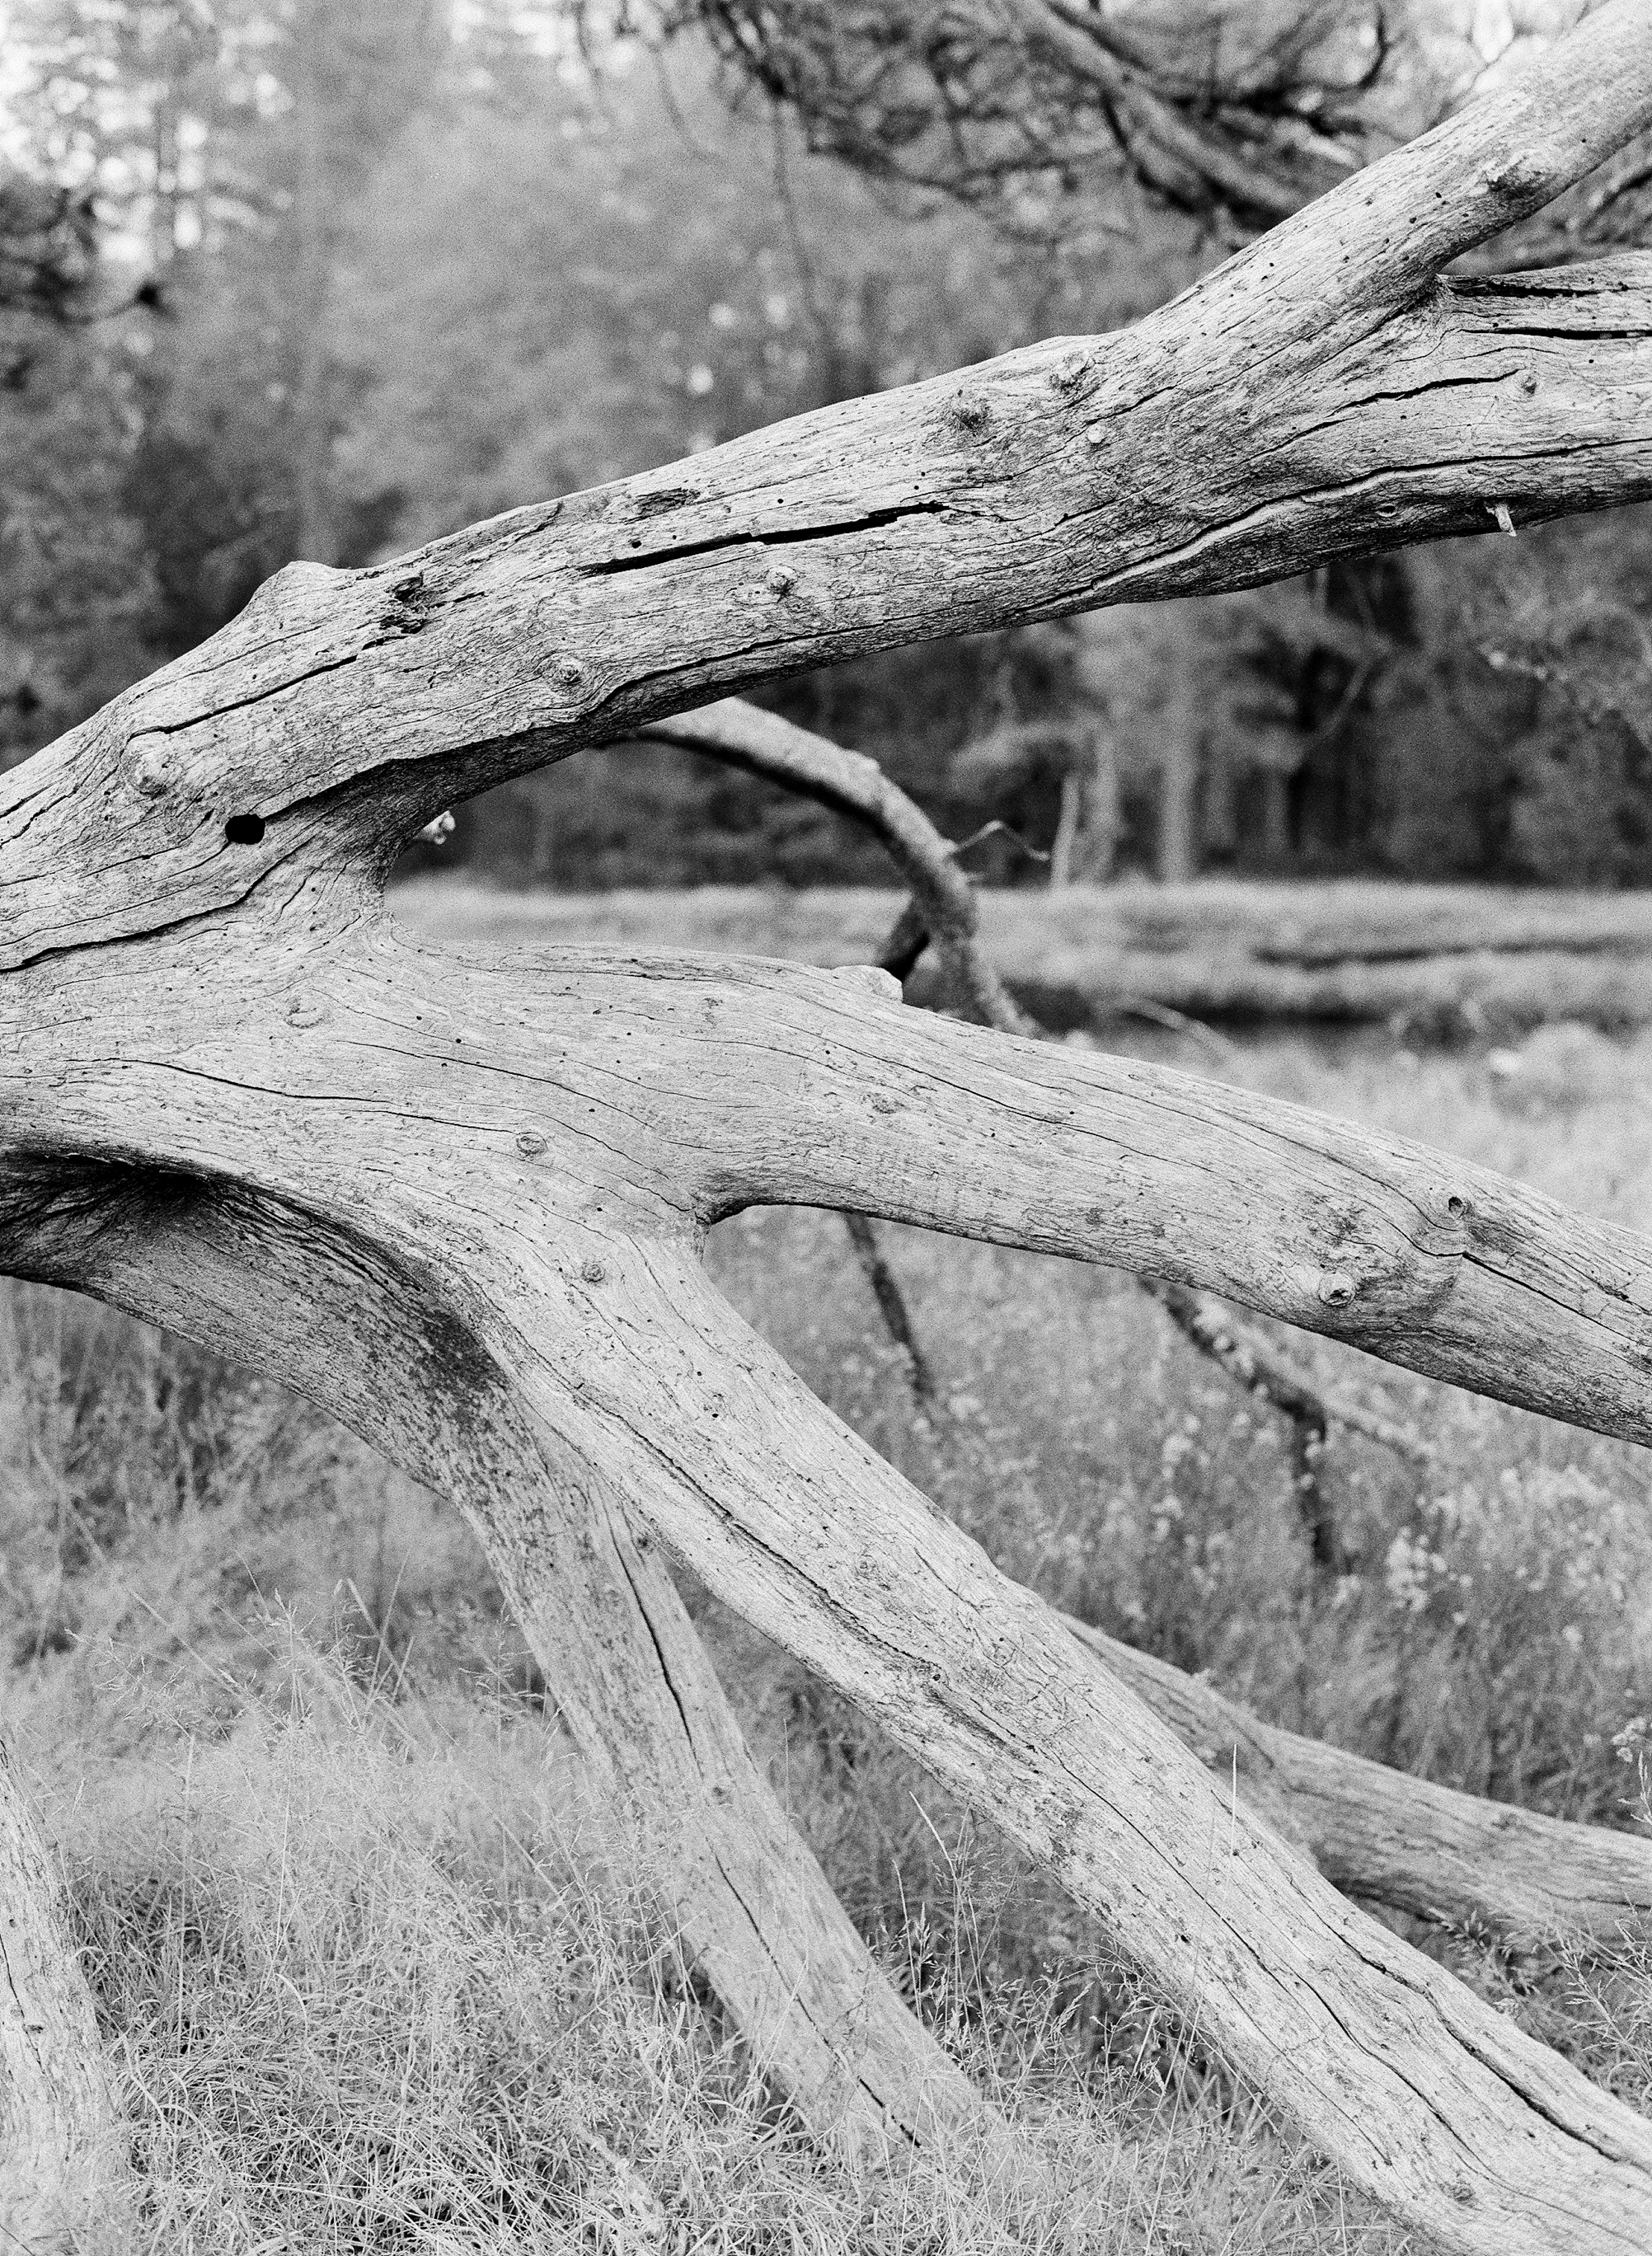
6, 1015, 1652, 2247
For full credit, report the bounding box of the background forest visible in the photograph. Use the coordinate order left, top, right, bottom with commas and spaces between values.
7, 0, 1652, 894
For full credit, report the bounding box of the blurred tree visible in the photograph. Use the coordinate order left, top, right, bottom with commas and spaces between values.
668, 0, 1652, 253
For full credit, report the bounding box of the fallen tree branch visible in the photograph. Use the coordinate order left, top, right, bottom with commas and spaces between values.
14, 20, 1652, 971
8, 14, 1652, 2247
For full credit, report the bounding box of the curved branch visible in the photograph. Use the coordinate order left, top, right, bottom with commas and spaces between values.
8, 5, 1652, 968
625, 954, 1652, 1453
642, 695, 1428, 1521
639, 699, 1035, 1033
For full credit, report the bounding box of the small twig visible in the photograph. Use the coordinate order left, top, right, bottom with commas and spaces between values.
840, 1210, 935, 1402
1108, 996, 1236, 1063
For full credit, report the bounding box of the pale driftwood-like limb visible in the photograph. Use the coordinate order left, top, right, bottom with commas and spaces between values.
840, 1210, 936, 1404
476, 1237, 1652, 2254
13, 14, 1652, 973
21, 914, 1652, 2247
646, 695, 1428, 1546
1068, 1619, 1652, 1952
8, 17, 1652, 2249
1, 1737, 120, 2250
3, 1169, 1013, 2176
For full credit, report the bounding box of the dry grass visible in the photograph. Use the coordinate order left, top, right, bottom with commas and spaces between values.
8, 999, 1652, 2248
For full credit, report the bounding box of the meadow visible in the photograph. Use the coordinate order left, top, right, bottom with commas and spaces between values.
8, 885, 1652, 2250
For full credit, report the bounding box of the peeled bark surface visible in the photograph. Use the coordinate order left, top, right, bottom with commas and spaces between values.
8, 11, 1652, 2248
0, 1739, 118, 2249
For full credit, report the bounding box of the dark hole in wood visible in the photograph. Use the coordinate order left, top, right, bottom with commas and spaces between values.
224, 812, 266, 845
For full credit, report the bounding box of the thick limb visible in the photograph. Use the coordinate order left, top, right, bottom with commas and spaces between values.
1074, 1620, 1652, 1950
455, 1232, 1652, 2255
3, 1166, 1012, 2173
11, 13, 1652, 971
8, 20, 1652, 2246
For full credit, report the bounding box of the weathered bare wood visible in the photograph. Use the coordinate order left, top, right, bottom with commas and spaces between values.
8, 10, 1652, 973
641, 702, 1035, 1034
0, 1165, 1010, 2175
469, 1234, 1652, 2253
1069, 1616, 1652, 1951
0, 1736, 119, 2250
643, 695, 1430, 1527
6, 15, 1652, 2248
19, 909, 1652, 2247
396, 880, 1652, 1036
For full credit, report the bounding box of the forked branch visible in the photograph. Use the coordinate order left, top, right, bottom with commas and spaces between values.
642, 693, 1432, 1527
8, 12, 1652, 2249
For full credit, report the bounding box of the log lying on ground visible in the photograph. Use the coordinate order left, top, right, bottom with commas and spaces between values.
619, 732, 1606, 1952
20, 909, 1652, 2249
0, 1737, 120, 2250
399, 881, 1652, 1037
9, 12, 1652, 2248
942, 885, 1652, 1036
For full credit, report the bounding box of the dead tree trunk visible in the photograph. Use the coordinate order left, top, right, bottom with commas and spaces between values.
7, 10, 1652, 2247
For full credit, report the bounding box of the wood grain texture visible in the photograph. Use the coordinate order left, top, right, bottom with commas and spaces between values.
0, 1166, 1014, 2175
0, 1738, 118, 2248
1071, 1620, 1652, 1948
13, 917, 1652, 2246
4, 12, 1651, 969
7, 10, 1652, 2246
